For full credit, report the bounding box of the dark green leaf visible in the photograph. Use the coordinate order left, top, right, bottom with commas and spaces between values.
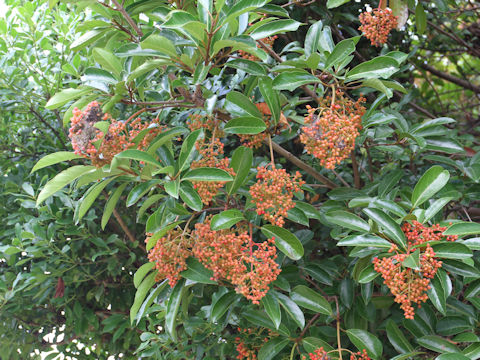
182, 168, 234, 182
261, 225, 304, 260
411, 166, 450, 209
291, 285, 332, 315
346, 329, 383, 359
224, 117, 267, 134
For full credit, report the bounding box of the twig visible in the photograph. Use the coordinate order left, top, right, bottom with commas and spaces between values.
266, 140, 338, 189
417, 62, 480, 94
351, 151, 361, 189
331, 169, 351, 188
335, 296, 343, 360
110, 0, 143, 39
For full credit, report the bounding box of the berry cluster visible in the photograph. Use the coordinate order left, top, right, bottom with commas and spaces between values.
146, 229, 192, 287
188, 115, 235, 204
359, 8, 398, 47
69, 101, 162, 167
300, 92, 365, 169
192, 217, 281, 303
234, 328, 270, 360
250, 167, 304, 227
191, 137, 235, 204
373, 221, 457, 319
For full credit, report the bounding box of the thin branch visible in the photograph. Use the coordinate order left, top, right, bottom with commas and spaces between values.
109, 0, 143, 39
30, 107, 67, 149
267, 140, 338, 189
417, 62, 480, 94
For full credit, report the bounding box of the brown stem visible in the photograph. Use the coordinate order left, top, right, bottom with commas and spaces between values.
335, 296, 343, 360
351, 151, 361, 189
268, 134, 275, 168
110, 0, 143, 39
266, 140, 338, 189
417, 62, 480, 94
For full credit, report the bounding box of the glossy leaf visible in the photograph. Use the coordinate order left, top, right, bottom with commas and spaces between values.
261, 292, 281, 329
165, 279, 185, 340
291, 285, 332, 315
411, 166, 450, 208
346, 329, 383, 359
224, 117, 267, 134
363, 208, 406, 250
31, 152, 83, 173
261, 225, 304, 260
211, 209, 245, 230
325, 210, 370, 232
182, 168, 234, 182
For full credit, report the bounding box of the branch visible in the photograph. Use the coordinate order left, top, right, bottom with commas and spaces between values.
30, 107, 67, 149
417, 63, 480, 94
110, 0, 143, 39
267, 140, 338, 189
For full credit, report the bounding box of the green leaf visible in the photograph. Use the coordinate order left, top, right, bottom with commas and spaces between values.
115, 149, 163, 168
75, 177, 116, 223
441, 259, 480, 278
337, 234, 392, 248
291, 285, 332, 315
71, 29, 106, 51
134, 262, 155, 288
224, 117, 267, 134
415, 2, 426, 35
135, 281, 168, 325
37, 165, 95, 205
303, 264, 332, 286
346, 329, 383, 359
363, 208, 406, 250
427, 274, 446, 315
327, 0, 351, 8
444, 222, 480, 236
182, 168, 234, 182
386, 319, 415, 354
431, 243, 472, 259
358, 265, 380, 283
272, 70, 321, 91
261, 225, 304, 260
225, 59, 267, 76
362, 78, 393, 98
127, 59, 170, 82
243, 309, 290, 337
416, 335, 460, 354
274, 292, 305, 329
211, 210, 245, 230
390, 353, 426, 360
180, 258, 216, 284
435, 354, 470, 360
101, 183, 128, 230
250, 19, 301, 40
346, 56, 399, 81
463, 342, 480, 359
325, 210, 370, 232
130, 272, 157, 324
92, 48, 122, 78
424, 197, 453, 223
178, 129, 203, 172
225, 91, 262, 118
403, 249, 421, 270
258, 77, 280, 122
302, 337, 334, 353
464, 279, 480, 299
140, 34, 177, 57
257, 338, 289, 360
304, 20, 323, 57
228, 146, 253, 195
287, 207, 309, 226
126, 180, 162, 207
164, 178, 180, 199
222, 0, 270, 27
45, 87, 92, 110
437, 317, 473, 336
261, 292, 281, 329
31, 152, 83, 173
179, 182, 203, 211
411, 166, 450, 209
325, 39, 355, 70
211, 291, 238, 323
165, 279, 185, 341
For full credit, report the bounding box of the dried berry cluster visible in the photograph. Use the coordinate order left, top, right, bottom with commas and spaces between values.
373, 221, 457, 319
303, 348, 370, 360
193, 218, 281, 303
250, 167, 304, 227
359, 8, 398, 47
146, 229, 192, 287
69, 101, 162, 167
300, 91, 366, 169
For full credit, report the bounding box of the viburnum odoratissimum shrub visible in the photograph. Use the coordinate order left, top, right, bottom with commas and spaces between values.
32, 1, 480, 359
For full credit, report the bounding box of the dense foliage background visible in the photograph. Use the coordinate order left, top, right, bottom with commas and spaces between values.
1, 0, 480, 359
